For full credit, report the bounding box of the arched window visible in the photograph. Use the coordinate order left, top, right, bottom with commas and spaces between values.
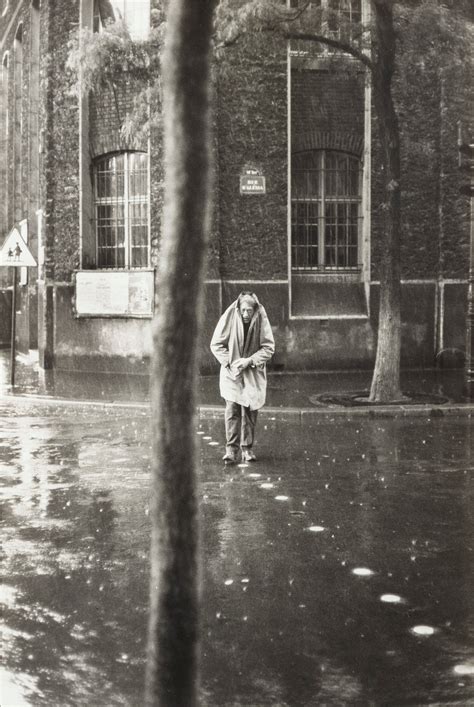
0, 53, 9, 237
93, 0, 150, 40
29, 0, 41, 213
93, 151, 149, 269
291, 150, 362, 270
13, 23, 23, 224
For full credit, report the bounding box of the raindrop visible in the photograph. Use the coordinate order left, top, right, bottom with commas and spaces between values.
237, 463, 249, 468
247, 473, 261, 478
308, 525, 325, 533
208, 442, 219, 446
453, 664, 474, 676
243, 616, 248, 621
241, 578, 249, 583
352, 567, 374, 577
380, 594, 404, 604
224, 579, 233, 586
196, 431, 205, 435
275, 495, 289, 501
410, 625, 436, 636
260, 483, 274, 489
203, 436, 212, 440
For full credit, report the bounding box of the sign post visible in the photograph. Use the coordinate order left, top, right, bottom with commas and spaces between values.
0, 227, 37, 387
10, 268, 17, 386
458, 124, 474, 397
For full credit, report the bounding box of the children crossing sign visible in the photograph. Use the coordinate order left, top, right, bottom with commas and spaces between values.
0, 227, 37, 267
0, 226, 37, 387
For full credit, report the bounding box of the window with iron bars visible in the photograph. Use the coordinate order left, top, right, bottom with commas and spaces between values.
93, 0, 150, 40
289, 0, 362, 56
94, 152, 149, 269
291, 150, 362, 271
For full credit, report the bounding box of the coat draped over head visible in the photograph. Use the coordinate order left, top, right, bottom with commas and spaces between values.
210, 294, 275, 410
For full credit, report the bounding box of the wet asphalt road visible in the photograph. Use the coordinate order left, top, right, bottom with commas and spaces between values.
1, 400, 473, 706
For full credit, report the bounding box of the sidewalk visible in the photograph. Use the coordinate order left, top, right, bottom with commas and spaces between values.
0, 348, 472, 417
1, 395, 473, 706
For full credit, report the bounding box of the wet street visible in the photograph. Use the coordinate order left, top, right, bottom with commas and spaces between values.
1, 400, 473, 706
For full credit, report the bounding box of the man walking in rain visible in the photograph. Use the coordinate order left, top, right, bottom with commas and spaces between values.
210, 292, 275, 463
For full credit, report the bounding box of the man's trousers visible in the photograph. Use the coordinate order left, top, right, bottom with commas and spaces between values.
224, 400, 258, 450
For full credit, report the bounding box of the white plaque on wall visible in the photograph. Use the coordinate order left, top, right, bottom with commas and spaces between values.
74, 270, 154, 318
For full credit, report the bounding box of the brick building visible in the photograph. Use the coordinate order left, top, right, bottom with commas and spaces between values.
0, 0, 471, 374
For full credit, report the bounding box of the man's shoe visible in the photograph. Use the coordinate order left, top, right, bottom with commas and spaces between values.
223, 447, 239, 464
242, 448, 257, 462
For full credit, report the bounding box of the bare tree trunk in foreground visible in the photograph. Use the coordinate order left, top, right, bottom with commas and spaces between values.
146, 2, 216, 705
369, 0, 403, 402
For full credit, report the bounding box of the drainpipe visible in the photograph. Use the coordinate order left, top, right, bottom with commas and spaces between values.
458, 123, 474, 396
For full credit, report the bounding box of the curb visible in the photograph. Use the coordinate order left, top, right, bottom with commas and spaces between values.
200, 404, 474, 421
1, 394, 473, 419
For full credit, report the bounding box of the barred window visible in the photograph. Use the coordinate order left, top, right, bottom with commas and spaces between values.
93, 0, 150, 40
94, 152, 149, 269
291, 150, 362, 270
289, 0, 362, 55
327, 0, 361, 38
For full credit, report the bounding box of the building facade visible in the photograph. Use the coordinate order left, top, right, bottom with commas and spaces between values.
0, 0, 471, 374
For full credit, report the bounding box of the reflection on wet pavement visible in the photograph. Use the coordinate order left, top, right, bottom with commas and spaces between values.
1, 402, 473, 706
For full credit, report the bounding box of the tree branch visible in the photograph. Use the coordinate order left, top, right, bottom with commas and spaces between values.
284, 31, 373, 70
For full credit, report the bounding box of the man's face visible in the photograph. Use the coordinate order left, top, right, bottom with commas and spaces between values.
239, 301, 255, 324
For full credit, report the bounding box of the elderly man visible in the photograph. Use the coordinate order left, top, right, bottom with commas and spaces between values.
210, 292, 275, 463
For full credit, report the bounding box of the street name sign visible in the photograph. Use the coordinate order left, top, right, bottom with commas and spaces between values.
0, 228, 37, 267
240, 175, 266, 194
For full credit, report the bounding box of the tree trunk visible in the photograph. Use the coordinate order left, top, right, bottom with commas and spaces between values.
369, 0, 403, 402
146, 2, 216, 706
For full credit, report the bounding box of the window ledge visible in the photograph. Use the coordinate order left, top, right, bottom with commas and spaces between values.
292, 269, 363, 284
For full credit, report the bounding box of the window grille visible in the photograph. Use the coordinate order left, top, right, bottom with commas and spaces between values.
289, 0, 362, 56
94, 152, 149, 269
93, 0, 150, 40
327, 0, 361, 38
291, 150, 362, 271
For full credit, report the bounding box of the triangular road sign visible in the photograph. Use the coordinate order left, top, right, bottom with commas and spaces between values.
0, 227, 37, 267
